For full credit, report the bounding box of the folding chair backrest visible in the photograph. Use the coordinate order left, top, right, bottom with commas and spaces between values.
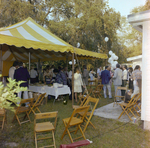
96, 84, 103, 91
83, 96, 99, 108
19, 98, 34, 105
131, 93, 141, 105
79, 95, 89, 107
125, 93, 141, 108
88, 79, 96, 86
34, 93, 46, 105
35, 111, 58, 128
68, 106, 90, 124
83, 96, 99, 116
115, 87, 127, 96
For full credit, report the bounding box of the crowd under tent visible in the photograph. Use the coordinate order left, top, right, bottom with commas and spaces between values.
0, 17, 107, 104
0, 17, 107, 76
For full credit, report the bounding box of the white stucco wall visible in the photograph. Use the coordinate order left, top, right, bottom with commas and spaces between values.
141, 20, 150, 121
128, 10, 150, 129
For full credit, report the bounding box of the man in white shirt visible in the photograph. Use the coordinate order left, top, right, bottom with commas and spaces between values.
30, 66, 38, 83
9, 61, 19, 80
122, 65, 128, 96
97, 66, 102, 79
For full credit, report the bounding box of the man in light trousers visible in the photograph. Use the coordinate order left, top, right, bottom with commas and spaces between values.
113, 64, 123, 101
101, 66, 112, 99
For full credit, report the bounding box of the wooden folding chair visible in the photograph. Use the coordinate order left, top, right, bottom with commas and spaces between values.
118, 94, 141, 121
114, 86, 127, 107
128, 94, 141, 117
61, 106, 90, 143
29, 93, 46, 115
88, 79, 97, 95
0, 108, 6, 130
77, 96, 99, 132
92, 84, 103, 99
34, 111, 58, 148
12, 98, 34, 126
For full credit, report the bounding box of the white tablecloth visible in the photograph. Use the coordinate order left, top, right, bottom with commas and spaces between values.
29, 85, 71, 99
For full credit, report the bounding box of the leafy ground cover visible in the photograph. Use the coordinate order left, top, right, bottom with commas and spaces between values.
0, 93, 150, 148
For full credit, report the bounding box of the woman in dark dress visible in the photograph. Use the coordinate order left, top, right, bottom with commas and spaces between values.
128, 67, 133, 91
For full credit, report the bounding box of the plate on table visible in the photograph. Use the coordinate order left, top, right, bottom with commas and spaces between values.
58, 84, 63, 88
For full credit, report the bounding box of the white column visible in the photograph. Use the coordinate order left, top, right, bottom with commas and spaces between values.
141, 20, 150, 130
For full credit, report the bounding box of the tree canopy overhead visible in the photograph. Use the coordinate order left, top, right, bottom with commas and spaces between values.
1, 0, 149, 64
0, 0, 121, 55
117, 0, 150, 60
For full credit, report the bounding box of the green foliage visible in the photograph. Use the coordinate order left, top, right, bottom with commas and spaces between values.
0, 75, 27, 111
47, 0, 121, 54
118, 0, 150, 61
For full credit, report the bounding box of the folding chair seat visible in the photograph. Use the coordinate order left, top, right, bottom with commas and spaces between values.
114, 86, 127, 107
12, 98, 34, 126
92, 84, 103, 99
61, 106, 90, 143
118, 94, 141, 121
34, 111, 58, 148
0, 108, 6, 130
29, 93, 46, 115
77, 96, 99, 132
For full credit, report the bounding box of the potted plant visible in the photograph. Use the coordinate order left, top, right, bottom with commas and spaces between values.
0, 75, 27, 111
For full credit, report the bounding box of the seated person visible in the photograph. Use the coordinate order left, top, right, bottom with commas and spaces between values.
53, 69, 63, 84
30, 66, 38, 84
125, 82, 139, 103
43, 68, 52, 84
59, 67, 67, 85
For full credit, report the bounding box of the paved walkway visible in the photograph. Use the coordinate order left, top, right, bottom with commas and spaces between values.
94, 102, 140, 123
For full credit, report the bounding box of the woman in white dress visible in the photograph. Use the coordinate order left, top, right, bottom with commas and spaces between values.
74, 67, 83, 102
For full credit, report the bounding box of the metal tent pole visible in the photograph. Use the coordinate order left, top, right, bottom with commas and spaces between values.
29, 50, 31, 84
72, 53, 74, 106
0, 45, 2, 81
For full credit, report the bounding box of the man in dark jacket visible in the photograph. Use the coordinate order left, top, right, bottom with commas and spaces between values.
14, 62, 30, 101
101, 66, 112, 98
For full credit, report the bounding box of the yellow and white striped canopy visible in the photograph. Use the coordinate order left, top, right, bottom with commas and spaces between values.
0, 17, 107, 62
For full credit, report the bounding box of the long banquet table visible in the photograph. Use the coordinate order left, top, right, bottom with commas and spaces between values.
29, 85, 71, 100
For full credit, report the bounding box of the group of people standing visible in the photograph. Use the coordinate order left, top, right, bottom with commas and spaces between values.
8, 60, 142, 103
100, 63, 142, 101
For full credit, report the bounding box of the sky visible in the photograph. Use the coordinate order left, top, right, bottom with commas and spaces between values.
108, 0, 146, 17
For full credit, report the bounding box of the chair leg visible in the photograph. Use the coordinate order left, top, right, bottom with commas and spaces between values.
67, 128, 74, 143
2, 116, 5, 130
52, 130, 56, 148
61, 122, 68, 140
35, 133, 38, 148
83, 119, 96, 133
118, 107, 126, 119
16, 115, 21, 126
12, 115, 16, 123
78, 125, 86, 140
36, 107, 41, 113
26, 112, 31, 123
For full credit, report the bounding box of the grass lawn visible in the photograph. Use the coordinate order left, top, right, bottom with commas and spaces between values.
0, 92, 150, 148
